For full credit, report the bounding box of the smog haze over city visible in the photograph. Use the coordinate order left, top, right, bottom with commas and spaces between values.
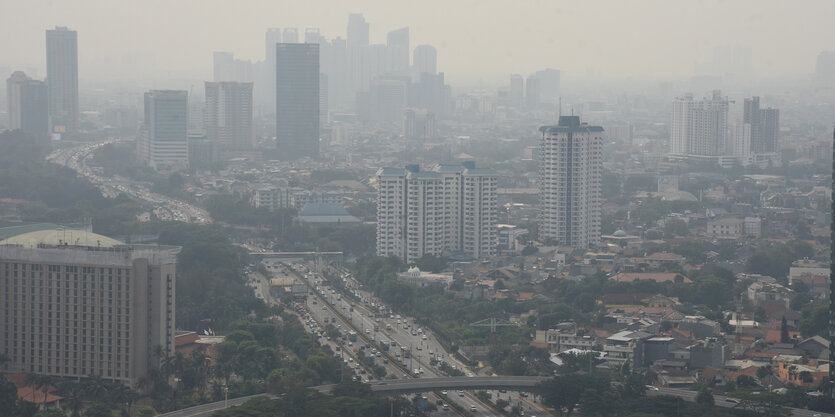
0, 1, 835, 417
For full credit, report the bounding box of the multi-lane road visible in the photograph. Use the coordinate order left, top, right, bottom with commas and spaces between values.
285, 260, 551, 416
47, 140, 212, 224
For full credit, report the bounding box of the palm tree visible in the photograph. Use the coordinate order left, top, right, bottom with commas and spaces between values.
36, 374, 53, 409
83, 374, 110, 403
23, 373, 39, 404
58, 381, 84, 417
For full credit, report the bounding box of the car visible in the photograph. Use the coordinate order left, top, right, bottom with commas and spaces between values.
725, 398, 739, 404
645, 385, 659, 391
441, 391, 448, 395
442, 404, 449, 410
458, 391, 465, 397
470, 405, 477, 412
416, 345, 422, 350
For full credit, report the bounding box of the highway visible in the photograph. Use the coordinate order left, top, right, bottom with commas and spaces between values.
288, 260, 528, 417
47, 140, 212, 224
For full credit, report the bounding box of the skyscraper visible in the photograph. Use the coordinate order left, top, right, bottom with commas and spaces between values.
304, 28, 322, 44
204, 81, 253, 149
276, 43, 319, 159
743, 96, 780, 154
45, 26, 79, 135
376, 162, 497, 263
347, 14, 369, 48
213, 52, 235, 81
0, 227, 177, 388
830, 126, 835, 400
539, 116, 603, 248
669, 91, 729, 157
386, 27, 410, 73
262, 28, 283, 108
6, 71, 49, 145
525, 75, 541, 109
138, 90, 189, 170
282, 28, 299, 44
535, 69, 561, 104
413, 45, 437, 76
816, 51, 835, 84
509, 74, 524, 109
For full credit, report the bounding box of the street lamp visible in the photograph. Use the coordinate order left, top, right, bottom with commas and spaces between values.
222, 383, 229, 408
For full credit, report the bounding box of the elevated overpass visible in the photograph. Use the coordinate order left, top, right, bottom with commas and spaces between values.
315, 376, 549, 395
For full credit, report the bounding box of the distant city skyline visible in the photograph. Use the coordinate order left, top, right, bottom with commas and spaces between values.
1, 0, 833, 82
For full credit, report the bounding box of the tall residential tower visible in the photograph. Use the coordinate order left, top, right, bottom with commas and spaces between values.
376, 162, 497, 263
6, 71, 49, 145
539, 116, 603, 248
205, 81, 253, 149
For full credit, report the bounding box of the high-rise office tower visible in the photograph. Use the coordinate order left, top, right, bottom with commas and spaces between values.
282, 28, 299, 44
412, 45, 437, 76
816, 51, 835, 84
347, 14, 370, 48
535, 69, 561, 103
539, 116, 603, 248
0, 228, 177, 388
6, 71, 49, 144
376, 162, 497, 263
743, 96, 780, 154
830, 126, 835, 400
213, 52, 235, 81
204, 81, 253, 149
669, 90, 728, 156
509, 74, 524, 109
386, 27, 410, 73
304, 28, 322, 44
276, 43, 319, 159
262, 29, 283, 108
525, 75, 541, 109
138, 90, 189, 170
319, 73, 329, 126
45, 26, 79, 135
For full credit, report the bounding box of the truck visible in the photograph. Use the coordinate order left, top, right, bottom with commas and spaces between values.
348, 331, 358, 342
379, 340, 390, 351
401, 346, 411, 358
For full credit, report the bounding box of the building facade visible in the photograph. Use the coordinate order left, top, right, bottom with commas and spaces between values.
45, 26, 79, 135
669, 91, 729, 157
138, 90, 189, 171
205, 81, 253, 149
539, 116, 604, 248
276, 43, 320, 159
6, 71, 49, 145
743, 96, 780, 154
376, 162, 497, 263
0, 230, 177, 389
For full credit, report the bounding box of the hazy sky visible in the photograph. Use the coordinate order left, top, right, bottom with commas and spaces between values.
2, 0, 833, 82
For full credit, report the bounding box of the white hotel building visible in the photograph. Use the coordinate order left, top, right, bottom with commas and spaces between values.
376, 162, 497, 263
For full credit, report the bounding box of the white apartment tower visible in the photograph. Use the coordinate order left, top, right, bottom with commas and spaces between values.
669, 90, 729, 157
539, 116, 603, 248
376, 162, 497, 263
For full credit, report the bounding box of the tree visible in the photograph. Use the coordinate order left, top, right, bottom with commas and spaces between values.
695, 386, 714, 407
0, 377, 18, 417
736, 375, 759, 388
84, 404, 112, 417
